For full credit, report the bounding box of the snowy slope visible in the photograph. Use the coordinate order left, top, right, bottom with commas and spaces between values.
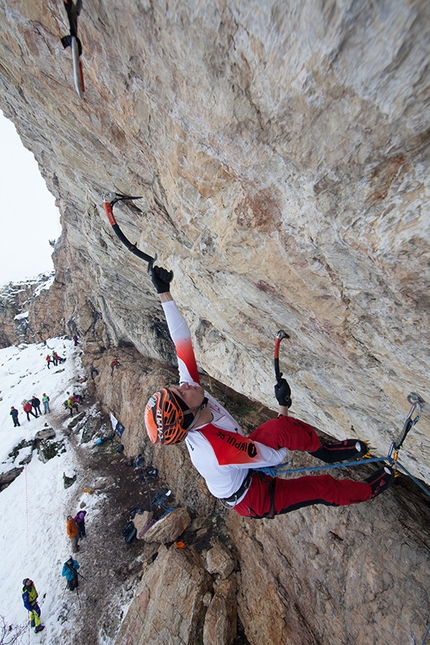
0, 338, 101, 642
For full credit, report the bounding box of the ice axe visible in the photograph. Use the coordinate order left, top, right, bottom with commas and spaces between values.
274, 330, 290, 384
103, 193, 156, 264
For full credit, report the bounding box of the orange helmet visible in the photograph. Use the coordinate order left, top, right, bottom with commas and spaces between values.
145, 388, 193, 445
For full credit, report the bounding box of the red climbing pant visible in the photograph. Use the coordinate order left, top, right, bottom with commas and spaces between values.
233, 415, 372, 518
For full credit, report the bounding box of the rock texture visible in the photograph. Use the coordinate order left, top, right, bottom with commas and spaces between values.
0, 274, 65, 346
0, 1, 429, 644
89, 355, 430, 645
0, 0, 428, 484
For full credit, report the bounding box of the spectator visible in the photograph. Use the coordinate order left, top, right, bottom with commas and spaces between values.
73, 334, 79, 346
21, 578, 44, 634
62, 557, 80, 591
45, 354, 52, 369
52, 351, 58, 366
31, 395, 42, 417
67, 395, 79, 416
42, 393, 50, 414
10, 406, 20, 427
66, 515, 79, 553
23, 401, 37, 422
74, 510, 87, 538
89, 363, 99, 380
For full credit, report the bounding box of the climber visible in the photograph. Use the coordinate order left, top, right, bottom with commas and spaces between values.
60, 0, 84, 97
144, 265, 394, 519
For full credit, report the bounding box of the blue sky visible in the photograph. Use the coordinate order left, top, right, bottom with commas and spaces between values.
0, 111, 61, 287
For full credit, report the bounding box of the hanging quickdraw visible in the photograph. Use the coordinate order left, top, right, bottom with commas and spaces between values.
61, 0, 85, 98
389, 392, 424, 459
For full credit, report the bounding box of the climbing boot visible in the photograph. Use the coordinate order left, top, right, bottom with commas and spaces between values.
365, 466, 394, 499
34, 625, 45, 633
310, 439, 369, 463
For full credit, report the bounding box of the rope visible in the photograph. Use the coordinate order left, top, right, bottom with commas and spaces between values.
258, 455, 430, 497
25, 463, 29, 545
394, 462, 430, 498
258, 456, 389, 477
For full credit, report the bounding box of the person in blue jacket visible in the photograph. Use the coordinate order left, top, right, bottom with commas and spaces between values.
21, 578, 44, 633
62, 557, 80, 591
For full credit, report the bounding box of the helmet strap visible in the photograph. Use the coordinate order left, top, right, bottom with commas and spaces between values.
186, 397, 209, 431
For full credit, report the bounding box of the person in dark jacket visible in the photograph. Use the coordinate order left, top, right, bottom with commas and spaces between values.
21, 578, 44, 633
23, 401, 37, 421
62, 557, 80, 591
10, 406, 20, 427
31, 396, 42, 417
74, 510, 87, 538
89, 362, 99, 379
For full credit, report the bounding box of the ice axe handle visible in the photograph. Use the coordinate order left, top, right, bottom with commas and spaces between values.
103, 201, 155, 264
274, 330, 289, 384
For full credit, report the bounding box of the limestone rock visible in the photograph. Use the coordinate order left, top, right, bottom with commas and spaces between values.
0, 0, 427, 488
206, 541, 235, 580
203, 576, 237, 645
35, 428, 56, 440
133, 511, 154, 540
0, 467, 23, 491
143, 507, 191, 544
114, 544, 212, 645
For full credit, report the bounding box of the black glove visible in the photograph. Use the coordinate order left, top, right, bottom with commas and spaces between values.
148, 263, 173, 294
274, 378, 292, 408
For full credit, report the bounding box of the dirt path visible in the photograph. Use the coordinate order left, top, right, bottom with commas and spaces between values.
55, 406, 158, 645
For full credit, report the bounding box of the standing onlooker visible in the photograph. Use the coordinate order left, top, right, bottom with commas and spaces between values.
21, 578, 44, 634
23, 401, 37, 422
110, 359, 120, 377
42, 393, 50, 414
73, 334, 79, 346
89, 363, 99, 380
67, 395, 79, 416
62, 557, 80, 591
45, 354, 52, 369
74, 510, 87, 538
10, 406, 20, 427
52, 351, 58, 366
66, 515, 79, 553
31, 395, 42, 417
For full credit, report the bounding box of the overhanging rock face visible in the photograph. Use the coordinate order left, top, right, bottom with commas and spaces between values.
0, 0, 428, 488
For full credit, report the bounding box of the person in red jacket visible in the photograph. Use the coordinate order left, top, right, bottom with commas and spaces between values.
23, 401, 37, 422
144, 266, 394, 520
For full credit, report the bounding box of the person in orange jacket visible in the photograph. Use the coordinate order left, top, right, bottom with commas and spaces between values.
66, 515, 79, 553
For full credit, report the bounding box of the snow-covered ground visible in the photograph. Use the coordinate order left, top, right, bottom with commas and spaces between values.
0, 338, 102, 642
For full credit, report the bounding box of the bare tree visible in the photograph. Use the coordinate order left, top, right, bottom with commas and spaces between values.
0, 615, 27, 645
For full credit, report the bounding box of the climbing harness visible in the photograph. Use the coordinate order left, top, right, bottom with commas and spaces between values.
103, 193, 158, 263
61, 0, 85, 98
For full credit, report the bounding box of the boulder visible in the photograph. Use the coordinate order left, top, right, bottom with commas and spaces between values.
206, 541, 235, 580
143, 507, 191, 544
